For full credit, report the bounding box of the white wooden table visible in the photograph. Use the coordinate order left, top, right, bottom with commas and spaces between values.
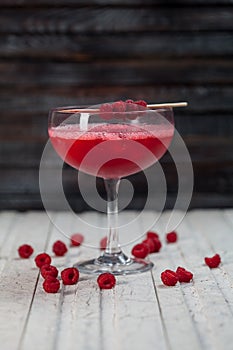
0, 210, 233, 350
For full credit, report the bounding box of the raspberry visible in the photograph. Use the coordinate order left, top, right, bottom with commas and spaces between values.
35, 253, 51, 268
100, 236, 107, 250
142, 238, 157, 254
43, 277, 60, 293
18, 244, 34, 259
147, 231, 159, 240
176, 266, 193, 283
52, 240, 68, 257
97, 273, 116, 289
125, 100, 139, 111
70, 233, 84, 247
112, 101, 126, 113
61, 267, 79, 285
40, 264, 58, 279
166, 231, 178, 243
131, 243, 149, 259
99, 103, 113, 120
135, 100, 147, 108
204, 253, 221, 268
150, 237, 162, 253
161, 269, 178, 286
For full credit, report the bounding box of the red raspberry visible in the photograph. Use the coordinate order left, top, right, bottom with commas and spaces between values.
97, 273, 116, 289
176, 266, 193, 283
131, 243, 149, 259
43, 277, 60, 293
112, 101, 126, 113
125, 100, 139, 111
147, 231, 159, 240
70, 233, 84, 247
52, 240, 68, 257
40, 264, 58, 279
135, 100, 147, 108
142, 238, 157, 254
149, 237, 162, 253
99, 103, 113, 120
166, 231, 178, 243
35, 253, 51, 268
61, 267, 79, 285
161, 269, 178, 286
18, 244, 34, 259
100, 236, 107, 250
204, 254, 221, 268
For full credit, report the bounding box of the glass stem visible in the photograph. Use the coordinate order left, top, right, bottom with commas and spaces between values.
104, 178, 121, 255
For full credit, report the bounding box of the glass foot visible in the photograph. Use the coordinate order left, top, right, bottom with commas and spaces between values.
74, 251, 154, 275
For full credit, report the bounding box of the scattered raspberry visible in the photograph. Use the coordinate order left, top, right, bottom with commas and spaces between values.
147, 231, 159, 240
142, 237, 161, 253
43, 277, 60, 293
131, 243, 149, 259
97, 273, 116, 289
151, 238, 162, 253
100, 236, 107, 250
61, 267, 79, 285
52, 240, 68, 257
99, 103, 113, 120
161, 269, 178, 286
142, 238, 156, 254
35, 253, 51, 268
40, 264, 58, 279
176, 266, 193, 283
166, 231, 178, 243
70, 233, 84, 247
18, 244, 34, 259
135, 100, 147, 108
204, 253, 221, 268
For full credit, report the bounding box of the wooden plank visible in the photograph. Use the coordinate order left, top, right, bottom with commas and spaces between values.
137, 212, 202, 350
0, 211, 16, 257
20, 212, 72, 350
0, 86, 233, 113
224, 210, 233, 227
1, 149, 233, 195
2, 192, 233, 211
180, 210, 233, 349
0, 211, 52, 260
1, 59, 233, 86
1, 114, 233, 152
20, 212, 110, 350
0, 0, 232, 6
19, 212, 167, 350
1, 131, 233, 166
0, 210, 233, 350
0, 33, 232, 60
55, 212, 167, 350
0, 7, 233, 34
0, 212, 52, 350
159, 210, 233, 349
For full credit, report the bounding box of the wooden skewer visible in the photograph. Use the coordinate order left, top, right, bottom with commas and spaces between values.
60, 102, 188, 113
148, 102, 188, 108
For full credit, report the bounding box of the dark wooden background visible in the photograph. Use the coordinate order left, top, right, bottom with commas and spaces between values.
0, 0, 233, 210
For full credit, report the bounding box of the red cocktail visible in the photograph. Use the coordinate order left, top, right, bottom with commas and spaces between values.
49, 123, 174, 179
48, 102, 175, 275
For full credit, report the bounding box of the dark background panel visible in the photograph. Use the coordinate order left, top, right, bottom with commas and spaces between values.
0, 1, 233, 210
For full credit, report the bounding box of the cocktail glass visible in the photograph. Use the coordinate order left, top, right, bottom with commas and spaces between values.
49, 103, 174, 275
